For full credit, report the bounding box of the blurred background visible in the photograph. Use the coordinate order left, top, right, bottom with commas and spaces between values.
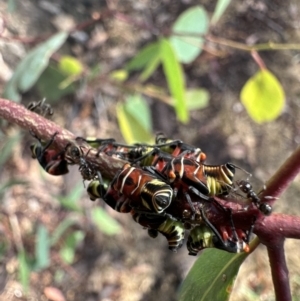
1, 0, 300, 300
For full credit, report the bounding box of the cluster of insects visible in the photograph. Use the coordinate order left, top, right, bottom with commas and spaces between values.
28, 101, 272, 256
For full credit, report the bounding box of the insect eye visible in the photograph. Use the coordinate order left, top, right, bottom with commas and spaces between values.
71, 147, 81, 157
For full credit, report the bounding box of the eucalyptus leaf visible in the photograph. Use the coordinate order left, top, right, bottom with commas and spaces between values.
211, 0, 232, 24
160, 39, 188, 123
116, 95, 153, 144
179, 249, 249, 301
185, 88, 210, 110
4, 31, 68, 101
91, 207, 121, 236
170, 6, 209, 64
240, 69, 285, 123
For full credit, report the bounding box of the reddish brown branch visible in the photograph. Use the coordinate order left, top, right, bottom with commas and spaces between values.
0, 98, 125, 179
267, 241, 291, 301
0, 98, 74, 146
259, 145, 300, 206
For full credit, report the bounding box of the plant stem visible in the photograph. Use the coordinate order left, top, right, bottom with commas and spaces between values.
267, 241, 292, 301
0, 98, 125, 179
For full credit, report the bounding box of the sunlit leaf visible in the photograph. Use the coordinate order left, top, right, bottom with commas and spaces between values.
179, 249, 249, 301
4, 31, 68, 102
240, 69, 285, 123
160, 39, 188, 123
91, 207, 121, 236
211, 0, 232, 24
58, 55, 83, 76
116, 95, 153, 144
185, 88, 210, 110
110, 69, 128, 82
34, 224, 50, 270
170, 6, 209, 64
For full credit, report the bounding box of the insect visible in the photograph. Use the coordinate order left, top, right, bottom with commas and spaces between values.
186, 203, 252, 255
131, 211, 185, 252
86, 161, 249, 254
87, 165, 183, 251
82, 133, 207, 165
81, 137, 153, 162
64, 143, 97, 181
88, 176, 133, 213
88, 163, 173, 215
155, 133, 207, 163
187, 224, 250, 255
30, 132, 69, 176
237, 180, 272, 216
27, 98, 54, 117
155, 157, 237, 219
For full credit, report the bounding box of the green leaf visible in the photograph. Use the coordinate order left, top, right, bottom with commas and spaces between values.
50, 218, 78, 246
124, 94, 152, 132
185, 88, 210, 110
125, 42, 161, 72
7, 0, 16, 12
4, 31, 68, 102
110, 69, 128, 82
36, 65, 76, 101
58, 55, 83, 76
169, 6, 209, 64
91, 207, 121, 236
240, 69, 285, 123
125, 42, 161, 82
34, 224, 50, 270
60, 230, 84, 264
18, 251, 30, 291
160, 39, 188, 123
178, 249, 249, 301
211, 0, 232, 24
116, 95, 153, 144
56, 184, 84, 212
140, 55, 161, 82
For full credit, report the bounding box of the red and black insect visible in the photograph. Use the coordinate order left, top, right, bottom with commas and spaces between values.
186, 200, 254, 256
155, 133, 207, 163
82, 133, 207, 165
88, 163, 173, 214
131, 211, 185, 252
187, 223, 251, 255
87, 164, 185, 251
30, 132, 69, 176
